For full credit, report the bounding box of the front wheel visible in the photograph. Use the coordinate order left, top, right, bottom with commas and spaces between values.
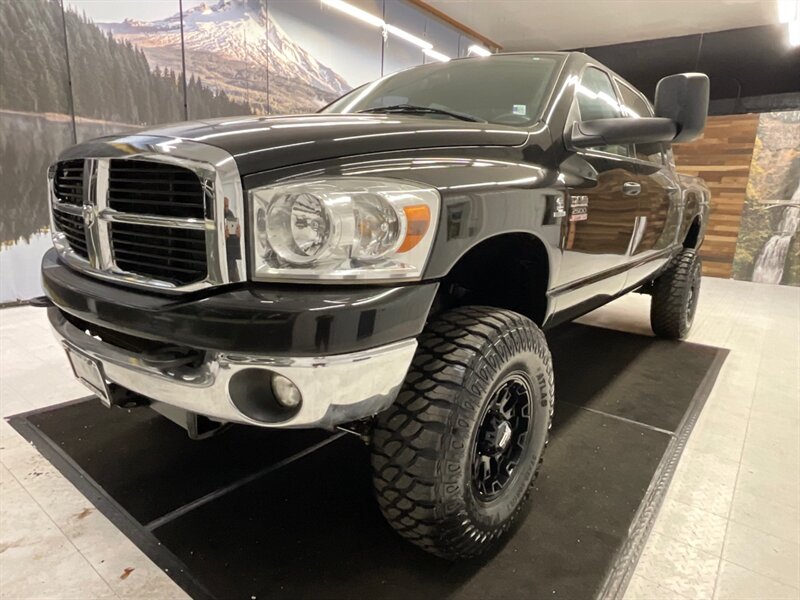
650, 248, 702, 339
370, 306, 554, 559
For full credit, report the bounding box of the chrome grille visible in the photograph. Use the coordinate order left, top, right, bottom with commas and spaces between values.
53, 159, 84, 206
108, 160, 206, 219
47, 139, 244, 293
110, 223, 207, 285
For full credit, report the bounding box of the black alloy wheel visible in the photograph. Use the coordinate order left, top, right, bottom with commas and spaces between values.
472, 374, 533, 501
686, 259, 701, 327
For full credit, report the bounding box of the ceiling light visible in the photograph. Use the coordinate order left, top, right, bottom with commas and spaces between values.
385, 24, 433, 49
423, 48, 450, 62
778, 0, 799, 22
468, 45, 491, 57
321, 0, 384, 27
789, 20, 800, 46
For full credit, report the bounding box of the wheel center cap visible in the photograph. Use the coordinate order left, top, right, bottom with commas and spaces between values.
495, 420, 513, 451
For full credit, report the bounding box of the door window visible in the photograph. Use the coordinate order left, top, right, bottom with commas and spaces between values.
574, 67, 630, 157
617, 80, 665, 164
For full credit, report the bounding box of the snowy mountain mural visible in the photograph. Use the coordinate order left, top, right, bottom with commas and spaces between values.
98, 0, 351, 114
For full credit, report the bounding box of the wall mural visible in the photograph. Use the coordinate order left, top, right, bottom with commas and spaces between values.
66, 0, 256, 141
732, 111, 800, 286
0, 0, 478, 303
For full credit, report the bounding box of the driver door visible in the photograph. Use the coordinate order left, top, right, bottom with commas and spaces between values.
556, 67, 644, 308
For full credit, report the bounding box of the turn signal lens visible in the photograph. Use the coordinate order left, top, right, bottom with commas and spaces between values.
398, 204, 431, 253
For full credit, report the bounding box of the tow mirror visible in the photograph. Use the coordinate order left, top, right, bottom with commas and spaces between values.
569, 116, 677, 148
569, 72, 710, 149
654, 73, 710, 143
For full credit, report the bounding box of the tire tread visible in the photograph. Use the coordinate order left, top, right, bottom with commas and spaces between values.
650, 248, 701, 339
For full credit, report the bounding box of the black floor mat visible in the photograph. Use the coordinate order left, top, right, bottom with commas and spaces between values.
9, 323, 727, 600
17, 400, 329, 524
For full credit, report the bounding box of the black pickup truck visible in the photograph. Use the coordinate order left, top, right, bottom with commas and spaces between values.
42, 52, 710, 559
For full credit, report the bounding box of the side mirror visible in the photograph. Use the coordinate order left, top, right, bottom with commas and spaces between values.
654, 73, 709, 143
569, 117, 677, 148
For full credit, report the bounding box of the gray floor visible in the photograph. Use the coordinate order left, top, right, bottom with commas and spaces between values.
1, 276, 798, 599
577, 279, 800, 599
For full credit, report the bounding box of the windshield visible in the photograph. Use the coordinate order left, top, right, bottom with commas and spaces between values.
323, 54, 561, 127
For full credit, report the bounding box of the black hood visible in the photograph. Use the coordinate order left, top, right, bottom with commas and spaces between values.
72, 114, 530, 175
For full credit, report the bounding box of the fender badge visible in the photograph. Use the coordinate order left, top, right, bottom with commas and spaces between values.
569, 195, 589, 221
553, 195, 566, 218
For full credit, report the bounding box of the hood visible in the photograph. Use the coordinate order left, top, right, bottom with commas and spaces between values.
81, 114, 530, 175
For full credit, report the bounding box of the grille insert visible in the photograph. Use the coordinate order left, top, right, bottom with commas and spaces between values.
53, 159, 84, 206
108, 160, 206, 219
110, 223, 207, 285
51, 156, 215, 289
53, 210, 88, 258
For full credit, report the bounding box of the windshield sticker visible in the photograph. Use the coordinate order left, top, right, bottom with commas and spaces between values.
512, 104, 527, 116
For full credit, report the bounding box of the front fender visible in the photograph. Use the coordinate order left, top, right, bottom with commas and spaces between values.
423, 187, 561, 284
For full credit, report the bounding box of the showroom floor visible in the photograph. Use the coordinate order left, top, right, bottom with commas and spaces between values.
0, 276, 798, 600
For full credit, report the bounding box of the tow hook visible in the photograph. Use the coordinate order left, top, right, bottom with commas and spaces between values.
28, 296, 53, 308
140, 346, 204, 369
150, 401, 231, 440
337, 419, 373, 444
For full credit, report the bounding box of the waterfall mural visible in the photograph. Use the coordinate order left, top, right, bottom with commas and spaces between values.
752, 199, 799, 284
732, 110, 800, 287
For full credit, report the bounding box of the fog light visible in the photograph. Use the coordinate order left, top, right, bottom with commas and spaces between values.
272, 374, 302, 408
230, 369, 302, 423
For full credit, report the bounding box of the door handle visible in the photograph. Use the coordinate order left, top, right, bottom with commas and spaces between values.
622, 182, 641, 196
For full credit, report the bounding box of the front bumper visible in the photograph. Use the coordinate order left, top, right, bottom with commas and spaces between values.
50, 308, 417, 429
42, 248, 436, 429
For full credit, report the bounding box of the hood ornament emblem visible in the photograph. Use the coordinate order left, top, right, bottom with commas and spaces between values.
82, 203, 96, 227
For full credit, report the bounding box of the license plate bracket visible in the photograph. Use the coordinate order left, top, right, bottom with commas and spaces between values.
63, 343, 112, 407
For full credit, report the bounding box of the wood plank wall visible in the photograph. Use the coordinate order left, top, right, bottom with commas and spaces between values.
673, 113, 760, 278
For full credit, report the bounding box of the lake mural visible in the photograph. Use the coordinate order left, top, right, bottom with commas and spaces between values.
0, 0, 479, 303
1, 0, 72, 304
732, 110, 800, 287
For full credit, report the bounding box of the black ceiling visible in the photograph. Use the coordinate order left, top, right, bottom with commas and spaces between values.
577, 24, 800, 104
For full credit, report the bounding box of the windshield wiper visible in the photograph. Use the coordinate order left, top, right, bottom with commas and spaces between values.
358, 104, 486, 123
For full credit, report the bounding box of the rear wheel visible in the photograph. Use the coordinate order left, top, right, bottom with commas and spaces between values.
650, 248, 702, 339
370, 306, 554, 559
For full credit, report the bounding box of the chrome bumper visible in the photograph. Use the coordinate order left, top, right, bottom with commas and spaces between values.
50, 310, 416, 429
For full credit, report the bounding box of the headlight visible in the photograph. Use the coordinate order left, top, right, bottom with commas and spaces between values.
250, 178, 439, 282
